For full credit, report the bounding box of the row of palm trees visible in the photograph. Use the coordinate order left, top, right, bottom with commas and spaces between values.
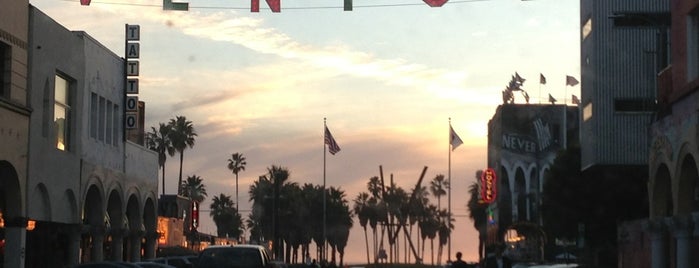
145, 115, 197, 196
247, 165, 353, 266
351, 167, 456, 266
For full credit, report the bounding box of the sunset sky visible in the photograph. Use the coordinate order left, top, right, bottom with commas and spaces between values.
29, 0, 580, 263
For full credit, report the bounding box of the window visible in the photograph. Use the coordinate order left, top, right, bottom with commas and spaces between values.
688, 11, 699, 80
582, 17, 592, 41
614, 98, 656, 113
0, 42, 8, 98
99, 96, 105, 141
90, 93, 98, 139
583, 102, 592, 122
112, 103, 119, 146
54, 74, 72, 151
106, 100, 113, 144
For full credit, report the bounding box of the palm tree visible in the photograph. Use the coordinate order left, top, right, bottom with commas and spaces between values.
145, 123, 174, 195
326, 186, 353, 267
210, 193, 243, 239
430, 174, 448, 213
181, 174, 208, 203
436, 209, 454, 265
169, 116, 197, 195
353, 192, 371, 264
468, 170, 488, 260
227, 152, 247, 212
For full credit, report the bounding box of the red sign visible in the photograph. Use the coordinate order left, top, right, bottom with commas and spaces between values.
191, 201, 199, 230
251, 0, 281, 12
423, 0, 448, 7
480, 168, 497, 203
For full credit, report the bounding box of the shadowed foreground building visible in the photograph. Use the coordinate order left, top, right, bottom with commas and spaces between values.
20, 5, 159, 267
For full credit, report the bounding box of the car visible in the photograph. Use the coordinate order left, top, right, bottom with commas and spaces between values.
134, 262, 177, 268
147, 256, 197, 268
197, 244, 275, 268
72, 262, 144, 268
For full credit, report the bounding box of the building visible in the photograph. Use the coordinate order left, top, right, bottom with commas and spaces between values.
579, 0, 669, 171
22, 6, 159, 267
0, 0, 30, 267
640, 0, 699, 267
486, 103, 579, 262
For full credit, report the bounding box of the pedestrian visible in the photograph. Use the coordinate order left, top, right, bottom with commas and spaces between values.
452, 252, 470, 268
310, 259, 320, 268
482, 244, 512, 268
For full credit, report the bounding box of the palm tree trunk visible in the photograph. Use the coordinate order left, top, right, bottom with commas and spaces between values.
364, 226, 370, 264
178, 152, 184, 195
235, 174, 239, 212
430, 239, 434, 265
161, 165, 166, 195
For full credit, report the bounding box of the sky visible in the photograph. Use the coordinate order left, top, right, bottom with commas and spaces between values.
29, 0, 580, 263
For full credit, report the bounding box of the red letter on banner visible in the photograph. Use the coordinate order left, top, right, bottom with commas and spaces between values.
423, 0, 448, 7
80, 0, 91, 5
251, 0, 281, 12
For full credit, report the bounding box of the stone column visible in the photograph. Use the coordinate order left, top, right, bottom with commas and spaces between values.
144, 231, 159, 259
67, 224, 83, 266
129, 230, 144, 262
90, 225, 106, 262
4, 217, 27, 268
110, 230, 124, 261
666, 216, 692, 268
642, 218, 667, 268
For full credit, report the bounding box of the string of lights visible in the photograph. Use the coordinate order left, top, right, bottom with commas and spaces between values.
59, 0, 494, 10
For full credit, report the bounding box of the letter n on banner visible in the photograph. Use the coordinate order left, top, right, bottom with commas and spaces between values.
251, 0, 281, 12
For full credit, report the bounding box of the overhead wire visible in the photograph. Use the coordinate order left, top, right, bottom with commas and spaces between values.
58, 0, 495, 10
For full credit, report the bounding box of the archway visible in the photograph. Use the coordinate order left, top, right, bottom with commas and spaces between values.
514, 168, 526, 222
106, 190, 124, 261
676, 155, 699, 215
82, 184, 104, 262
125, 194, 141, 261
143, 197, 157, 259
651, 164, 673, 218
0, 160, 23, 267
497, 167, 511, 241
529, 167, 539, 222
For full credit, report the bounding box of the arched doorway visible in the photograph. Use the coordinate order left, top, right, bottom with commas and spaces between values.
676, 155, 699, 215
0, 160, 23, 267
514, 168, 526, 222
82, 185, 104, 262
651, 164, 673, 217
125, 194, 141, 261
106, 190, 124, 261
143, 197, 157, 259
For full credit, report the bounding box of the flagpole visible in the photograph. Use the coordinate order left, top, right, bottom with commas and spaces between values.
447, 118, 452, 262
323, 118, 327, 262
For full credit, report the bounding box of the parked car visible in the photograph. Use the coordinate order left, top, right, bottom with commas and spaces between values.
134, 262, 177, 268
197, 244, 275, 268
148, 256, 197, 268
72, 262, 143, 268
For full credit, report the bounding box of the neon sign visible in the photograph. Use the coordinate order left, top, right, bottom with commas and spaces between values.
480, 168, 497, 204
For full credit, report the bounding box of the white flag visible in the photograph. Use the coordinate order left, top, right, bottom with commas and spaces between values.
450, 126, 463, 151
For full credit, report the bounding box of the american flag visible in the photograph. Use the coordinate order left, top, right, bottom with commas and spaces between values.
325, 126, 341, 155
